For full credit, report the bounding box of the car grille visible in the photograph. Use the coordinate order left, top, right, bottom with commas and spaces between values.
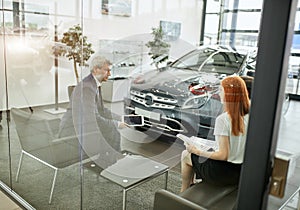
130, 90, 178, 109
143, 116, 185, 133
124, 105, 187, 134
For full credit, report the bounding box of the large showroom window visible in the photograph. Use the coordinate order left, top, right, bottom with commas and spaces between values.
203, 0, 262, 46
204, 0, 300, 97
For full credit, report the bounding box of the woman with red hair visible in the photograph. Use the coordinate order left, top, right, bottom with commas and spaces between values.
181, 76, 250, 192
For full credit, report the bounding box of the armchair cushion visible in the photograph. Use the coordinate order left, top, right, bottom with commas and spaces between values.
153, 182, 238, 210
180, 182, 237, 208
153, 189, 207, 210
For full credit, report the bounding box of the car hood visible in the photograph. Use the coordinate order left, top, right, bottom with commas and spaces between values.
130, 67, 222, 101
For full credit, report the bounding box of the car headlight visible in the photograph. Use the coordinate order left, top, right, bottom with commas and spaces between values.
182, 94, 208, 109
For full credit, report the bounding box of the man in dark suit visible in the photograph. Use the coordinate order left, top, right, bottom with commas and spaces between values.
59, 56, 127, 168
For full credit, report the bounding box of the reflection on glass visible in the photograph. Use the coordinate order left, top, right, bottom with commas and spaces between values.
222, 33, 258, 47
2, 0, 299, 209
227, 0, 263, 10
0, 0, 204, 209
269, 20, 300, 209
204, 15, 219, 44
269, 82, 300, 209
223, 12, 261, 30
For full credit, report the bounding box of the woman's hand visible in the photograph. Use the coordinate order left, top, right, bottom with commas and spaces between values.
186, 144, 197, 154
185, 135, 229, 161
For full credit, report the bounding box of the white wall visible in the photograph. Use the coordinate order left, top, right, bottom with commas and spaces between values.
84, 0, 202, 45
0, 0, 203, 109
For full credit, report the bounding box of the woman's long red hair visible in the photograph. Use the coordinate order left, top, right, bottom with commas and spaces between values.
221, 76, 250, 136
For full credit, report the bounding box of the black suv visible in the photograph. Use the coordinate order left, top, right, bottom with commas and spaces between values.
124, 45, 256, 140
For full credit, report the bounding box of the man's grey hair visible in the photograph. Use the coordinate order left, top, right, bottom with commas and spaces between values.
89, 56, 112, 72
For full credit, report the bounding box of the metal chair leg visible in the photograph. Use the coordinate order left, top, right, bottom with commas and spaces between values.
297, 187, 300, 210
122, 189, 127, 210
15, 150, 58, 204
16, 151, 24, 182
49, 168, 58, 204
164, 171, 168, 190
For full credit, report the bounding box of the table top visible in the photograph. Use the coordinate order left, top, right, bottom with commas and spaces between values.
100, 154, 169, 188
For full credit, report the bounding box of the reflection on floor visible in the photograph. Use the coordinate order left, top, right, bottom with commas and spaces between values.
0, 190, 22, 210
0, 100, 299, 209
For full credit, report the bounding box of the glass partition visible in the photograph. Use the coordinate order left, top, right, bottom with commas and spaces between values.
267, 16, 300, 210
0, 0, 203, 209
2, 0, 299, 209
1, 0, 84, 208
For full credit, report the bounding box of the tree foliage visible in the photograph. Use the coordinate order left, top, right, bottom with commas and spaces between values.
55, 24, 94, 83
146, 26, 170, 68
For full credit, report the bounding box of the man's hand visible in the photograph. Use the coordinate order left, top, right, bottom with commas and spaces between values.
118, 122, 129, 129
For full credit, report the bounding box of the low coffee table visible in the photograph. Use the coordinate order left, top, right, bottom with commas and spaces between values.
100, 154, 169, 210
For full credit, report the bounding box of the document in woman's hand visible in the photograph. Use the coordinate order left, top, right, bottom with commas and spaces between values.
176, 134, 217, 151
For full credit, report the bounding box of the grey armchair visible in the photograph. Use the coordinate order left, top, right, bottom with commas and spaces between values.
11, 108, 88, 204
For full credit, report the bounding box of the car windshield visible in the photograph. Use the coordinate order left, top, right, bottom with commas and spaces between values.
171, 48, 246, 75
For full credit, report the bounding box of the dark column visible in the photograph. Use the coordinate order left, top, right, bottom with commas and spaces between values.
237, 0, 298, 209
199, 0, 207, 45
20, 1, 25, 34
229, 0, 239, 47
12, 2, 20, 32
54, 25, 59, 110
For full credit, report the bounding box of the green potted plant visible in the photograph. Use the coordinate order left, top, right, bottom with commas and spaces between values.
146, 26, 170, 70
55, 24, 94, 83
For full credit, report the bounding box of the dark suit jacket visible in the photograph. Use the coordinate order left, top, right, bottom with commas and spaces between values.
59, 74, 122, 168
